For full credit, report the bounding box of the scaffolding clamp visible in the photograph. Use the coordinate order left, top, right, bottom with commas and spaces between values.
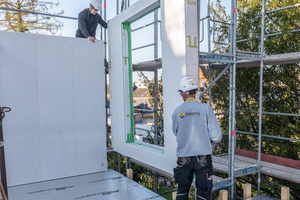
0, 107, 11, 120
227, 87, 236, 90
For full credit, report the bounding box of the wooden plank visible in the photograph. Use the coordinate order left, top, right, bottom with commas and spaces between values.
235, 149, 300, 169
212, 155, 300, 184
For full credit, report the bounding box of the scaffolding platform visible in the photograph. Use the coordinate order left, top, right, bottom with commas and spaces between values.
212, 52, 300, 69
132, 52, 300, 71
212, 154, 300, 183
8, 169, 165, 200
245, 194, 279, 200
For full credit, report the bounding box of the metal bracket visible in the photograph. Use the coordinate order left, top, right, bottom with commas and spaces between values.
234, 165, 259, 178
0, 107, 11, 119
0, 141, 3, 147
212, 178, 232, 191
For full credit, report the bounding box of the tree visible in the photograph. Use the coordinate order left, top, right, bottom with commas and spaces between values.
209, 0, 300, 199
0, 0, 64, 35
137, 71, 164, 146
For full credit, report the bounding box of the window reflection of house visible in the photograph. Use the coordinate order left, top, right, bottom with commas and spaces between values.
133, 82, 153, 124
199, 65, 208, 87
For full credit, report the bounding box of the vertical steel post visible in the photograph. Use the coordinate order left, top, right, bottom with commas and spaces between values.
153, 9, 159, 193
117, 0, 119, 15
104, 0, 107, 58
154, 10, 159, 145
258, 0, 266, 195
207, 0, 212, 106
198, 0, 200, 48
125, 156, 128, 172
229, 0, 238, 199
118, 153, 121, 173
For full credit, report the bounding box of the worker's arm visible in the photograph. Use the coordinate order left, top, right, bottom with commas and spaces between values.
207, 106, 222, 143
78, 11, 92, 38
172, 110, 178, 136
99, 16, 108, 29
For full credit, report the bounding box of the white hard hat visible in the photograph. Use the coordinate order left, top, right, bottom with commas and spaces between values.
90, 0, 101, 11
178, 76, 198, 94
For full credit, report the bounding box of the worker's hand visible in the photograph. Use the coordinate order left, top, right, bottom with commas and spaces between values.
211, 142, 216, 149
88, 36, 96, 43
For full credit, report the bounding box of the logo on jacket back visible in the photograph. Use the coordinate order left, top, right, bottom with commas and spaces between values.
179, 113, 185, 118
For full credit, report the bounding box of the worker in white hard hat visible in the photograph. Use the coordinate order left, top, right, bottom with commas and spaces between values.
172, 76, 222, 200
76, 0, 108, 43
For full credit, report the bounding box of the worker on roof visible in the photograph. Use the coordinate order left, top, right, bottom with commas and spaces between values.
172, 76, 222, 200
76, 0, 107, 43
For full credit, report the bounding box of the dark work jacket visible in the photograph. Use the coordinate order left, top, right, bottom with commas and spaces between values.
76, 8, 107, 38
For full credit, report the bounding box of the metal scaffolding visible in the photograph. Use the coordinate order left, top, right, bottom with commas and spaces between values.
1, 0, 299, 199
198, 0, 300, 199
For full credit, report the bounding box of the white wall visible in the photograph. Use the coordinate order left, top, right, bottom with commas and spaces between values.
0, 31, 107, 186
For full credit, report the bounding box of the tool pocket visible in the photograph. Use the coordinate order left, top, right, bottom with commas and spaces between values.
173, 158, 192, 185
206, 171, 213, 192
195, 167, 213, 193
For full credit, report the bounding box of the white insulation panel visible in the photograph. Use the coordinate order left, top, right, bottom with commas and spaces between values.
0, 31, 107, 186
108, 0, 187, 175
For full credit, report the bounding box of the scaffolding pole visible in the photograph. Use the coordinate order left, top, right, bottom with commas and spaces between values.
207, 0, 212, 106
257, 0, 266, 195
153, 9, 159, 193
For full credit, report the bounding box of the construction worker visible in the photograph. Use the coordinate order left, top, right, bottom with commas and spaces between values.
76, 0, 107, 43
172, 76, 222, 200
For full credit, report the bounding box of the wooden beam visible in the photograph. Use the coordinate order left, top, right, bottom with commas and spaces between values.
172, 191, 177, 200
127, 169, 133, 180
219, 190, 228, 200
281, 186, 290, 200
0, 182, 7, 200
243, 183, 252, 199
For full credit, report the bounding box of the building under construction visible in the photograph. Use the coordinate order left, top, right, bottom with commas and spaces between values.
0, 0, 299, 199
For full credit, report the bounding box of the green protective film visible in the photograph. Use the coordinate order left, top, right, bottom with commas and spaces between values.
122, 5, 160, 143
123, 22, 134, 143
